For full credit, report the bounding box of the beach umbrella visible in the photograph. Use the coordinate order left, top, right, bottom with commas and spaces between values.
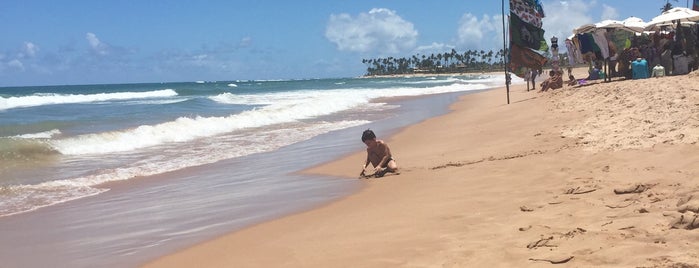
573, 20, 621, 34
645, 20, 697, 31
573, 18, 644, 34
619, 17, 647, 33
596, 19, 626, 29
646, 7, 699, 29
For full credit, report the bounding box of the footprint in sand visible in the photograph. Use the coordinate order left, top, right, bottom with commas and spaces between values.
664, 193, 699, 230
613, 183, 654, 194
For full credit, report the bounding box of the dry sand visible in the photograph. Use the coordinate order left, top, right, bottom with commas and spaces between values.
145, 69, 699, 267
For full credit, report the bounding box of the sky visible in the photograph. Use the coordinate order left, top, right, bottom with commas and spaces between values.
0, 1, 680, 87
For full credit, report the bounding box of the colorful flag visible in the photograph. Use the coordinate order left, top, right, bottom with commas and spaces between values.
518, 0, 545, 17
509, 43, 548, 78
510, 12, 549, 52
510, 0, 543, 27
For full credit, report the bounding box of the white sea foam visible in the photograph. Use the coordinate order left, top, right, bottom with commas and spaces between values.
1, 77, 502, 216
51, 91, 371, 155
46, 79, 497, 156
1, 120, 369, 217
0, 89, 178, 110
120, 98, 189, 106
13, 129, 62, 139
212, 80, 494, 105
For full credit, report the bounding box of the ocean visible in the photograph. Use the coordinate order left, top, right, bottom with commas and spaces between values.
0, 75, 507, 267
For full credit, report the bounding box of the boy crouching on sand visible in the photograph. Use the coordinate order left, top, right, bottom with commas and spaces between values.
360, 129, 398, 178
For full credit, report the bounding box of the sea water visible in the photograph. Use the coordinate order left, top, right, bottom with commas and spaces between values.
0, 75, 508, 267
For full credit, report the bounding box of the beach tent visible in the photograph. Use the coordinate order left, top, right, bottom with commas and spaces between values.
573, 23, 597, 34
570, 17, 646, 82
646, 7, 699, 29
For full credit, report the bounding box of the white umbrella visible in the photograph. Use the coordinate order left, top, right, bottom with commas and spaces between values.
573, 18, 645, 34
645, 20, 696, 31
596, 19, 625, 27
573, 20, 622, 34
620, 17, 647, 33
646, 7, 699, 29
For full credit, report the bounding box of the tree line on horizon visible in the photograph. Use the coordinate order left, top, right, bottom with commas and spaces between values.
362, 48, 573, 76
362, 49, 508, 76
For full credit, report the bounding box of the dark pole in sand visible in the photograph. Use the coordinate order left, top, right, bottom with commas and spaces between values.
502, 0, 510, 104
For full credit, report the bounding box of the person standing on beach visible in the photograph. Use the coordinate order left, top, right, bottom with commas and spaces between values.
530, 69, 539, 90
524, 69, 532, 90
360, 129, 398, 178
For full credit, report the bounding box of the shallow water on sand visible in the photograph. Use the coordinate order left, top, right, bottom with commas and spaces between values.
0, 88, 490, 267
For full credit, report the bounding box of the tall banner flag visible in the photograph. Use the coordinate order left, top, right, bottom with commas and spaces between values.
510, 12, 548, 52
510, 0, 543, 27
521, 0, 545, 17
508, 0, 547, 78
509, 43, 548, 78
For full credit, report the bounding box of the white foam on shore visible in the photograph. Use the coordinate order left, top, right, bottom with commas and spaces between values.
0, 75, 505, 217
48, 78, 498, 156
0, 119, 370, 217
13, 129, 62, 139
0, 89, 178, 110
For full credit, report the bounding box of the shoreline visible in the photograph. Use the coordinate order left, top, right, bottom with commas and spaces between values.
1, 77, 500, 267
145, 70, 699, 267
358, 70, 508, 79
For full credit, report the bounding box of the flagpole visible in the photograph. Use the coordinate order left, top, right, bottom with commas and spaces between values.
502, 0, 510, 104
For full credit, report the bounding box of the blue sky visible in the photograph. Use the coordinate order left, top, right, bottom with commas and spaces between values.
0, 1, 677, 86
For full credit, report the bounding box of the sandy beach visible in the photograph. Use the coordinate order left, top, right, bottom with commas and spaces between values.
145, 69, 699, 267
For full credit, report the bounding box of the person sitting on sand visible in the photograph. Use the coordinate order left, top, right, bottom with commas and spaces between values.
585, 61, 603, 80
360, 129, 398, 178
566, 67, 577, 86
539, 70, 563, 92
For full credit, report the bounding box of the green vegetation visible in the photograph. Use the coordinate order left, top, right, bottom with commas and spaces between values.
362, 48, 572, 76
661, 0, 678, 12
362, 48, 506, 76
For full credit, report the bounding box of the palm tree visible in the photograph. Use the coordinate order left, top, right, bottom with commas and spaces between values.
486, 51, 494, 67
363, 47, 513, 75
465, 50, 475, 69
412, 55, 419, 71
662, 0, 678, 12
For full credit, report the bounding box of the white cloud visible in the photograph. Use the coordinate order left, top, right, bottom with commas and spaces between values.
456, 13, 504, 50
191, 54, 209, 66
239, 37, 252, 48
86, 32, 109, 55
325, 8, 418, 54
541, 0, 596, 48
414, 42, 455, 55
8, 59, 24, 71
21, 42, 39, 58
600, 4, 619, 20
